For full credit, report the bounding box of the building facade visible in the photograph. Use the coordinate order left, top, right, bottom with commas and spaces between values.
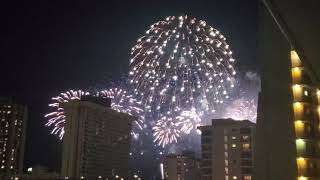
0, 98, 27, 179
61, 97, 134, 179
162, 151, 200, 180
255, 0, 320, 180
199, 119, 255, 180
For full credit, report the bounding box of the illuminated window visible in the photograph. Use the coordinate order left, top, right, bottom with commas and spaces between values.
233, 176, 237, 179
296, 139, 305, 148
225, 167, 229, 174
298, 176, 306, 180
232, 136, 236, 140
242, 143, 250, 151
224, 136, 228, 142
291, 50, 301, 67
232, 144, 236, 148
295, 121, 305, 137
224, 152, 228, 158
292, 67, 302, 83
244, 176, 252, 180
297, 157, 306, 170
225, 144, 228, 150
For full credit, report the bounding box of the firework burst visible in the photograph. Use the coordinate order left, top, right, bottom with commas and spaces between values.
153, 116, 181, 147
176, 108, 203, 134
130, 15, 236, 146
224, 97, 257, 122
45, 90, 90, 139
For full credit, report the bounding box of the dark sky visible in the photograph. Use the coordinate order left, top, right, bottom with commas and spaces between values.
1, 0, 258, 172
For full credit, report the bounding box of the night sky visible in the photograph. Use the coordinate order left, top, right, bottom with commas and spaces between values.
1, 0, 259, 172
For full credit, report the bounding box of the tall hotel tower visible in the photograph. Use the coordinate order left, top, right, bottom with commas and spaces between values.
61, 96, 134, 179
255, 0, 320, 180
0, 98, 27, 178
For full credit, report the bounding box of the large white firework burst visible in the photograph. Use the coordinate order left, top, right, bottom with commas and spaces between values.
153, 116, 181, 147
224, 97, 257, 122
45, 90, 90, 139
130, 15, 236, 146
97, 88, 145, 130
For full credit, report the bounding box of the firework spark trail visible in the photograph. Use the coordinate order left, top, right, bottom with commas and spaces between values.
130, 15, 236, 146
45, 90, 89, 139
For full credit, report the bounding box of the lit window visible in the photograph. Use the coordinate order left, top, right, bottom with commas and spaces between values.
224, 152, 228, 157
232, 144, 236, 148
225, 167, 229, 174
298, 176, 306, 180
242, 143, 250, 151
27, 167, 32, 173
233, 176, 237, 179
224, 144, 228, 150
224, 136, 228, 142
304, 90, 308, 96
231, 136, 236, 140
244, 175, 252, 180
242, 136, 249, 140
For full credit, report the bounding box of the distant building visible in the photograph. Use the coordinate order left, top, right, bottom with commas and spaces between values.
61, 96, 134, 179
255, 0, 320, 179
162, 151, 200, 180
198, 119, 255, 180
0, 98, 27, 179
15, 165, 60, 180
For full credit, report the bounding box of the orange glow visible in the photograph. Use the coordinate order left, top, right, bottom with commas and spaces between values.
293, 102, 303, 120
295, 121, 304, 137
298, 176, 307, 180
291, 50, 301, 67
292, 85, 302, 101
317, 90, 320, 105
297, 157, 306, 167
292, 67, 302, 83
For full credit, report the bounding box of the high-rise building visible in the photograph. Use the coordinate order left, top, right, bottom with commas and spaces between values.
0, 98, 27, 178
61, 96, 134, 179
162, 151, 200, 180
255, 0, 320, 180
198, 119, 255, 180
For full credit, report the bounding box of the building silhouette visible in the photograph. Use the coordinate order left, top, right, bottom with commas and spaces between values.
0, 98, 27, 179
255, 0, 320, 179
198, 119, 255, 180
61, 96, 134, 179
162, 151, 200, 180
